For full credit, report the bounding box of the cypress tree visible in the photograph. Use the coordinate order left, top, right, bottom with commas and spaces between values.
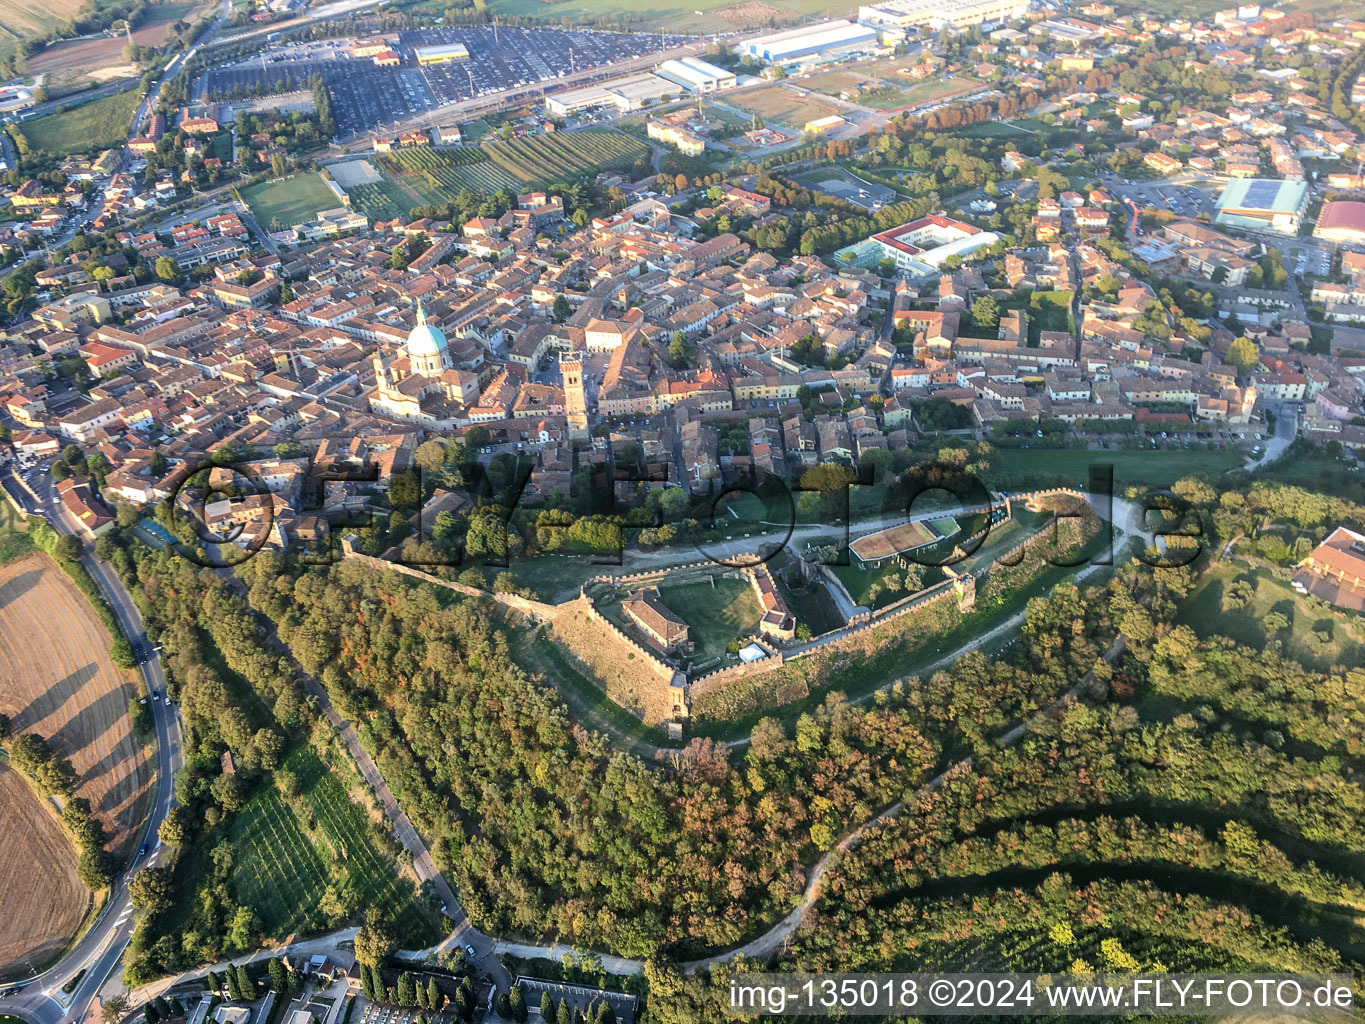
427, 978, 440, 1012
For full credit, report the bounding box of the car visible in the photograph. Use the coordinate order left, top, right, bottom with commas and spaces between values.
465, 944, 477, 959
140, 843, 148, 856
152, 692, 161, 702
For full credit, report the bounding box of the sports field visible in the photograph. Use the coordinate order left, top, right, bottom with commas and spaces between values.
9, 89, 140, 158
849, 519, 937, 563
0, 761, 86, 980
241, 174, 338, 230
0, 553, 151, 857
659, 576, 762, 662
928, 517, 958, 537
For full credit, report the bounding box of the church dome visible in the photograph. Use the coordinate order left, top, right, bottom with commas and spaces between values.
407, 302, 448, 360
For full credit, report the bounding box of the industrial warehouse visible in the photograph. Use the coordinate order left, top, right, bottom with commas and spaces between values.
858, 0, 1030, 30
740, 20, 880, 65
545, 56, 734, 115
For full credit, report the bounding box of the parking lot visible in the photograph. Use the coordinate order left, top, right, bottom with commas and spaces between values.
199, 26, 691, 138
1290, 245, 1331, 277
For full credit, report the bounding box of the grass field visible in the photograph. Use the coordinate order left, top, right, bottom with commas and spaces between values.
1176, 560, 1365, 670
10, 89, 140, 157
1257, 446, 1365, 504
0, 498, 33, 567
958, 118, 1042, 138
241, 174, 339, 230
486, 0, 848, 34
928, 517, 957, 537
801, 70, 980, 112
0, 761, 86, 981
659, 576, 761, 661
0, 553, 151, 858
727, 85, 843, 129
986, 448, 1246, 493
228, 745, 435, 943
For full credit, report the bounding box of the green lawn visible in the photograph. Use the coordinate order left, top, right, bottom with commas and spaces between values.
1256, 444, 1365, 504
240, 174, 339, 231
928, 517, 957, 537
10, 89, 140, 157
228, 745, 438, 944
486, 0, 847, 33
0, 497, 33, 566
659, 576, 762, 661
1176, 560, 1365, 671
516, 629, 672, 749
987, 448, 1246, 493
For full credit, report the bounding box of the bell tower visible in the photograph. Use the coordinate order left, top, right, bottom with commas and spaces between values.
561, 351, 589, 441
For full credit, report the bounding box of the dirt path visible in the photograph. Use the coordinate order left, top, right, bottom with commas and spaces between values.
0, 760, 87, 979
0, 553, 151, 857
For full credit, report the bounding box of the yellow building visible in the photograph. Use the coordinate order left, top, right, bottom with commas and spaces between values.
414, 42, 469, 65
804, 115, 845, 134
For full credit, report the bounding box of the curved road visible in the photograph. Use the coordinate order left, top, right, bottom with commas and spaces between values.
0, 467, 183, 1024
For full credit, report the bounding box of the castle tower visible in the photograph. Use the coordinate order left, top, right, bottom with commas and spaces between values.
561, 350, 589, 440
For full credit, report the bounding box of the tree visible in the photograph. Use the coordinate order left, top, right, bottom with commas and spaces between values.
102, 995, 130, 1024
154, 256, 182, 283
540, 994, 554, 1022
77, 847, 113, 890
53, 533, 81, 562
397, 972, 416, 1007
508, 983, 527, 1023
427, 977, 441, 1013
235, 964, 253, 998
128, 867, 173, 915
552, 294, 571, 321
355, 910, 396, 966
1226, 335, 1260, 374
557, 999, 573, 1024
268, 958, 288, 993
971, 294, 1000, 330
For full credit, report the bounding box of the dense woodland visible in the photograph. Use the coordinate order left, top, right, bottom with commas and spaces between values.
81, 469, 1365, 1020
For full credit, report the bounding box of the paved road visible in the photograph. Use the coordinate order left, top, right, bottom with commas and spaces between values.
0, 469, 184, 1024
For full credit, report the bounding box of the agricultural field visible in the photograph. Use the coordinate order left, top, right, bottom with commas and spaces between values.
486, 0, 845, 34
376, 145, 521, 199
0, 553, 151, 857
482, 130, 648, 187
25, 1, 211, 92
227, 744, 434, 943
8, 88, 140, 158
726, 85, 843, 129
659, 576, 761, 662
344, 178, 411, 222
241, 174, 338, 231
0, 761, 86, 981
